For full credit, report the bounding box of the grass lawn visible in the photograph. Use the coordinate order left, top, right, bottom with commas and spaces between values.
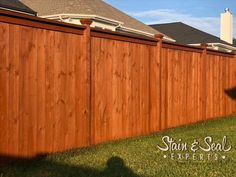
0, 116, 235, 177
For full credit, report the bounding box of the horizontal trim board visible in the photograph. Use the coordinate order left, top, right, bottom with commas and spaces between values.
163, 41, 236, 57
0, 9, 85, 35
91, 28, 157, 46
163, 42, 203, 53
0, 7, 36, 16
207, 49, 235, 58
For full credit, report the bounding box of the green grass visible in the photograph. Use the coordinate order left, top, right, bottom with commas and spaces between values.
1, 116, 236, 177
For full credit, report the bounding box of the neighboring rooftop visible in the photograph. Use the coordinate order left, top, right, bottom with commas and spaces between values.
0, 0, 36, 15
21, 0, 161, 37
150, 22, 233, 46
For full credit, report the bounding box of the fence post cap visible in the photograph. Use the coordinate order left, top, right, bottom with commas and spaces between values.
155, 34, 164, 40
200, 43, 208, 48
80, 19, 93, 25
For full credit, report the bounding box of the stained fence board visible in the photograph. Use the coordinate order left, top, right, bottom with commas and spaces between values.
0, 22, 88, 158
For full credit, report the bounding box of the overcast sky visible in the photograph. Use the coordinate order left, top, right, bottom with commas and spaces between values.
105, 0, 236, 38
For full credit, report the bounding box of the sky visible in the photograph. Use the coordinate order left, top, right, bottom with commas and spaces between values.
105, 0, 236, 38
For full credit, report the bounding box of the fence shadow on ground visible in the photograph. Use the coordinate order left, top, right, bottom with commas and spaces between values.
0, 155, 141, 177
225, 87, 236, 100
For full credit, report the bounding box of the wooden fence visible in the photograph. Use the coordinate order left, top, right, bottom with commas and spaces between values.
0, 9, 235, 159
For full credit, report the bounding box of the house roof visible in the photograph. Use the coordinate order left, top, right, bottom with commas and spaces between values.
0, 0, 36, 15
21, 0, 160, 36
150, 22, 234, 46
233, 39, 236, 47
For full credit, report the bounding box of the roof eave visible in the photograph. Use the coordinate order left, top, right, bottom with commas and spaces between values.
0, 6, 36, 16
41, 13, 175, 40
163, 36, 176, 42
41, 14, 124, 26
207, 43, 236, 51
189, 43, 236, 52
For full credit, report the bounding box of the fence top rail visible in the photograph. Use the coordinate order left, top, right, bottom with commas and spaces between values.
91, 27, 158, 46
163, 41, 235, 58
163, 41, 203, 53
206, 48, 235, 58
0, 9, 85, 34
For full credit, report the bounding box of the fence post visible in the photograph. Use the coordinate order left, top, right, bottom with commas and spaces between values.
200, 43, 208, 54
150, 34, 163, 132
155, 34, 165, 130
80, 19, 93, 145
200, 43, 208, 120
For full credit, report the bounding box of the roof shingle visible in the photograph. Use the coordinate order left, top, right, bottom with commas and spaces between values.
150, 22, 233, 46
22, 0, 159, 35
0, 0, 36, 15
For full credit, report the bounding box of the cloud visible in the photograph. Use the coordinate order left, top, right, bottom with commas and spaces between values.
129, 9, 236, 38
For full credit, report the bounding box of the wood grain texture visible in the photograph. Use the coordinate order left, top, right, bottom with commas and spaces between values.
160, 47, 236, 128
90, 37, 154, 144
0, 22, 88, 158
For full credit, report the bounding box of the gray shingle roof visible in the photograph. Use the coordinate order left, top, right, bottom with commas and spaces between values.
21, 0, 159, 35
0, 0, 36, 15
150, 22, 234, 46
